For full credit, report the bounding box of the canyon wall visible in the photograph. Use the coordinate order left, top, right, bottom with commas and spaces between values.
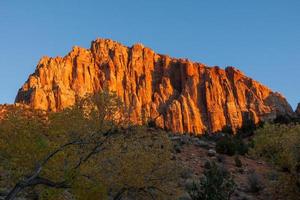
15, 39, 293, 134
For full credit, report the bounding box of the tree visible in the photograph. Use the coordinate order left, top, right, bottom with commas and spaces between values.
0, 91, 180, 200
99, 126, 180, 200
0, 91, 125, 199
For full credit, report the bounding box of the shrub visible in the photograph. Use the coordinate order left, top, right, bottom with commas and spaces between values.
174, 143, 182, 153
188, 161, 236, 200
233, 137, 249, 155
251, 123, 300, 172
273, 114, 294, 124
216, 137, 236, 156
221, 125, 234, 135
234, 156, 242, 168
271, 173, 300, 200
251, 123, 300, 198
273, 114, 300, 125
204, 160, 211, 169
247, 172, 263, 193
216, 136, 248, 156
237, 119, 257, 137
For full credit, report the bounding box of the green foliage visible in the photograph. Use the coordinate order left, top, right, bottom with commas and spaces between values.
71, 176, 107, 200
0, 108, 49, 184
251, 123, 300, 199
0, 91, 180, 200
0, 92, 120, 199
215, 136, 248, 156
234, 137, 249, 155
271, 173, 300, 200
216, 137, 236, 156
106, 126, 180, 199
188, 162, 236, 200
251, 123, 300, 172
236, 119, 259, 137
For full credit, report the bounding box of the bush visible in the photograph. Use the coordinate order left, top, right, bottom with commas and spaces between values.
251, 123, 300, 172
236, 119, 258, 137
247, 172, 263, 193
216, 136, 248, 156
216, 137, 236, 156
273, 114, 300, 125
251, 123, 300, 198
273, 114, 294, 124
234, 156, 242, 168
233, 137, 249, 155
271, 173, 300, 200
188, 161, 236, 200
174, 143, 182, 153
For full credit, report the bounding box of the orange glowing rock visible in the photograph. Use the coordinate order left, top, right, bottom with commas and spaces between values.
15, 38, 294, 134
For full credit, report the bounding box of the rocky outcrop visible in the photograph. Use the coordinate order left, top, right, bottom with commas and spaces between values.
296, 103, 300, 116
15, 38, 294, 134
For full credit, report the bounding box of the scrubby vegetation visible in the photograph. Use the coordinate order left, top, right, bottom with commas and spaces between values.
187, 161, 236, 200
1, 91, 300, 200
251, 123, 300, 199
215, 136, 248, 156
273, 114, 300, 124
246, 171, 263, 193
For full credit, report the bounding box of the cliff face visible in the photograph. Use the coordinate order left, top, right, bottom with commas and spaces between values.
15, 38, 293, 134
296, 103, 300, 116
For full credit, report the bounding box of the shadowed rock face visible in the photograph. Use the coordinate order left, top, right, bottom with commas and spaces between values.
296, 103, 300, 116
15, 38, 293, 134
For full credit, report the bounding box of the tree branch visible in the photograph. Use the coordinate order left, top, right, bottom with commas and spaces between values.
5, 176, 70, 200
6, 128, 116, 200
5, 139, 82, 200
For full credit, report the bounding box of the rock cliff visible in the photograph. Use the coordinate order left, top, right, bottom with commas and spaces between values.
15, 38, 293, 134
296, 103, 300, 116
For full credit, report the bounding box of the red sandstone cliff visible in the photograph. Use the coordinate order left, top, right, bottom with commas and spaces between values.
15, 38, 293, 134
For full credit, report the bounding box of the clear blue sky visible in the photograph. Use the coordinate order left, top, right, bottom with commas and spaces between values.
1, 0, 299, 109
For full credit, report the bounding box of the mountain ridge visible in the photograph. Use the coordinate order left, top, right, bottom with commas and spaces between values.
14, 38, 294, 134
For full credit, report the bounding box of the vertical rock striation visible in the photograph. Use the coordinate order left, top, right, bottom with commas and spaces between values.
15, 38, 294, 134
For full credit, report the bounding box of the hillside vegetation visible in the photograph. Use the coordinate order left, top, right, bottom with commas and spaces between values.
0, 92, 300, 200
